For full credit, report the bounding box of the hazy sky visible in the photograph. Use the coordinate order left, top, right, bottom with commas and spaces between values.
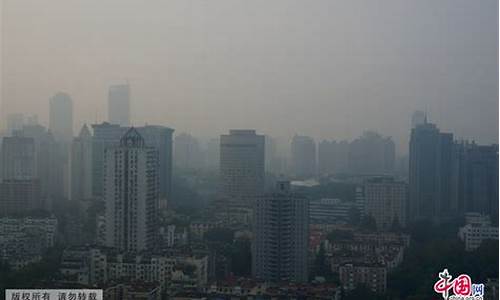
1, 0, 498, 153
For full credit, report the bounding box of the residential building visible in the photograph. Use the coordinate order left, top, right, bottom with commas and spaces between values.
253, 181, 309, 282
104, 128, 159, 251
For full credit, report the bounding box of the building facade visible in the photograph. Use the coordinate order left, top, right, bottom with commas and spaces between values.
104, 128, 159, 251
253, 181, 309, 282
71, 125, 93, 201
108, 84, 130, 126
363, 177, 407, 230
219, 130, 265, 208
409, 121, 453, 221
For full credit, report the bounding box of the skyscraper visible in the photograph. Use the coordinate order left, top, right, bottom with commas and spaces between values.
71, 124, 93, 201
137, 126, 174, 207
219, 130, 265, 207
363, 177, 407, 230
348, 131, 395, 175
1, 136, 36, 180
253, 181, 308, 282
452, 142, 498, 220
411, 110, 426, 129
318, 139, 337, 176
290, 135, 316, 178
409, 121, 453, 222
91, 122, 173, 206
104, 128, 159, 252
49, 92, 74, 144
108, 84, 130, 126
174, 133, 202, 171
0, 135, 41, 213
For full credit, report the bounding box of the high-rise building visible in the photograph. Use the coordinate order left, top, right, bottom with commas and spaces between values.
363, 177, 407, 230
91, 123, 127, 197
71, 125, 93, 201
253, 181, 308, 282
104, 128, 159, 251
49, 92, 74, 144
411, 110, 426, 129
21, 125, 65, 201
452, 142, 498, 220
6, 113, 24, 136
219, 130, 265, 207
0, 135, 41, 213
290, 135, 316, 178
108, 84, 130, 126
318, 140, 337, 175
137, 126, 174, 207
348, 131, 395, 175
0, 179, 41, 214
91, 123, 173, 206
409, 121, 453, 222
1, 136, 36, 180
174, 133, 202, 171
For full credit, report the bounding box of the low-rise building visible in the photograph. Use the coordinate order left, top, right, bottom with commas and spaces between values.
458, 214, 498, 251
339, 263, 387, 293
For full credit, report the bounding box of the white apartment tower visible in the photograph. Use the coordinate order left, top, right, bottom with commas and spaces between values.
104, 128, 159, 251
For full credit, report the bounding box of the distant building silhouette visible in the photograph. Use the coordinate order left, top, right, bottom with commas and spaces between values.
104, 128, 159, 251
49, 92, 74, 144
0, 135, 41, 213
290, 135, 316, 178
452, 142, 498, 220
219, 130, 265, 209
71, 124, 93, 201
174, 133, 202, 171
108, 84, 130, 126
348, 131, 395, 175
409, 121, 453, 222
411, 110, 426, 129
253, 181, 308, 282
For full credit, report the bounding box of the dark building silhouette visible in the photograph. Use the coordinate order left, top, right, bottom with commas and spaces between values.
409, 121, 453, 222
253, 181, 308, 282
348, 131, 395, 175
452, 142, 498, 221
290, 135, 316, 179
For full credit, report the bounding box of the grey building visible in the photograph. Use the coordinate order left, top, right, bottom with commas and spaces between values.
91, 123, 173, 207
348, 131, 395, 175
290, 135, 316, 179
104, 128, 159, 251
452, 142, 498, 220
71, 125, 93, 201
219, 130, 265, 207
409, 121, 453, 222
108, 84, 130, 126
1, 136, 36, 180
253, 181, 308, 282
49, 92, 74, 144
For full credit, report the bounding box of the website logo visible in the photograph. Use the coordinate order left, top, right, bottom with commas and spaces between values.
433, 269, 485, 300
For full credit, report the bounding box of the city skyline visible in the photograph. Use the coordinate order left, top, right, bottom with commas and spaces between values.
1, 0, 498, 153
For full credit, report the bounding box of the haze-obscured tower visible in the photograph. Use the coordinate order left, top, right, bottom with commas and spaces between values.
108, 84, 130, 126
411, 110, 426, 129
253, 181, 308, 282
71, 124, 93, 201
409, 121, 453, 222
49, 92, 73, 144
290, 135, 316, 178
104, 128, 159, 251
220, 130, 265, 207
